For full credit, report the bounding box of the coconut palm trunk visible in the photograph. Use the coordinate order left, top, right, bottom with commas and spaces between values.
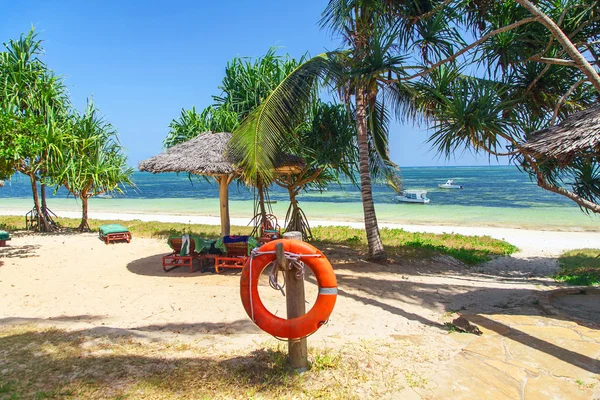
355, 86, 385, 261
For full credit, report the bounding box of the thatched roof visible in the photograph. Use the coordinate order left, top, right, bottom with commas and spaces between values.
138, 131, 304, 175
521, 104, 600, 164
139, 132, 237, 175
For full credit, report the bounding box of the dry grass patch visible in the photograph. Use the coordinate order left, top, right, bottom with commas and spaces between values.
0, 325, 450, 399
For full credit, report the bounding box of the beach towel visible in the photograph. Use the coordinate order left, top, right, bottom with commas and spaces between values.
215, 236, 258, 255
180, 234, 191, 256
167, 235, 213, 255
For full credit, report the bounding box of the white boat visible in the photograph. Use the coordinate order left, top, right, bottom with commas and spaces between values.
97, 194, 113, 199
438, 179, 463, 189
395, 190, 430, 204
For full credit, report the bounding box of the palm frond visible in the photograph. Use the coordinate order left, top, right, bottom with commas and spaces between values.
230, 52, 342, 182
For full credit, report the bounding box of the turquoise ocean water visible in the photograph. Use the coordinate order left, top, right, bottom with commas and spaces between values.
1, 166, 599, 230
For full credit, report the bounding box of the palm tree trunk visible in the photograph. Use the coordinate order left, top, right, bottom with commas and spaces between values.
355, 87, 386, 262
29, 173, 50, 232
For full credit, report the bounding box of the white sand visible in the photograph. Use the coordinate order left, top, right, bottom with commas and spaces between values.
0, 208, 594, 343
0, 231, 555, 348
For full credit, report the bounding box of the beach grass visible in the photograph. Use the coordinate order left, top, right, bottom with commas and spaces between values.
554, 248, 600, 286
0, 325, 427, 399
0, 215, 516, 265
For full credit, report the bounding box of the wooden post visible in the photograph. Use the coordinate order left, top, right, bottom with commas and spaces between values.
280, 231, 308, 371
218, 175, 231, 236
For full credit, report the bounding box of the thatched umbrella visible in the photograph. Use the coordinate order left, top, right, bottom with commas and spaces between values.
521, 104, 600, 165
138, 132, 302, 236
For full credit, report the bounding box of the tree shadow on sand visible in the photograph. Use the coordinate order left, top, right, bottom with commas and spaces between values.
0, 244, 41, 259
121, 240, 598, 377
126, 253, 245, 277
127, 254, 204, 276
0, 315, 105, 325
317, 251, 600, 374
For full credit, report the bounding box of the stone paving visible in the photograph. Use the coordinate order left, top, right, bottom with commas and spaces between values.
418, 313, 600, 399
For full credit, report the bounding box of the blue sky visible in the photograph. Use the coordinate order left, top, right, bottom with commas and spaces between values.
2, 0, 505, 168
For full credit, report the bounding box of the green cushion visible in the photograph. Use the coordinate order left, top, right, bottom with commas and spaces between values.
167, 235, 213, 254
99, 224, 129, 235
0, 230, 10, 240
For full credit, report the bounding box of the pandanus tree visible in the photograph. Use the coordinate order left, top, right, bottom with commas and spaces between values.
0, 30, 71, 231
163, 105, 239, 148
401, 0, 600, 213
274, 101, 359, 240
165, 49, 361, 239
163, 50, 300, 231
57, 102, 134, 232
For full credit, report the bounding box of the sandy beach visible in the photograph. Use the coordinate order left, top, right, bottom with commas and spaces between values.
2, 208, 598, 339
0, 217, 563, 346
1, 212, 599, 397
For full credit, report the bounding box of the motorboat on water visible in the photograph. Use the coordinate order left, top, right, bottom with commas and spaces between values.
438, 179, 463, 189
97, 194, 113, 199
395, 190, 430, 204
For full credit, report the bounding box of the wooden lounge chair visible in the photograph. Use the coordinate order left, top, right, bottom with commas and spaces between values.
0, 230, 11, 247
163, 236, 197, 272
99, 224, 131, 244
214, 236, 255, 273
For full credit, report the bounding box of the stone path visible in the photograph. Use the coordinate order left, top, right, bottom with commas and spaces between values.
419, 314, 600, 399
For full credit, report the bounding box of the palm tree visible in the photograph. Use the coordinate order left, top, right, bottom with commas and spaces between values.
0, 29, 71, 231
57, 101, 133, 231
164, 49, 367, 239
230, 2, 416, 261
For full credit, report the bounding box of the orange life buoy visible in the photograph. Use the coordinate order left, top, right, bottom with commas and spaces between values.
240, 239, 337, 339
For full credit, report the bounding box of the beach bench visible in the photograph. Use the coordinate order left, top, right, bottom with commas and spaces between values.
99, 224, 131, 245
0, 230, 11, 247
163, 235, 215, 272
214, 236, 257, 273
